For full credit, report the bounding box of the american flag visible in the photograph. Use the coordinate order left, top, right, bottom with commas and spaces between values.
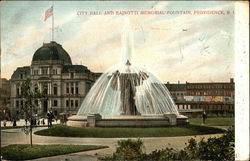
44, 6, 53, 21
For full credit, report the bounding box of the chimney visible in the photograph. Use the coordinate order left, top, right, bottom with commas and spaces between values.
230, 78, 234, 83
167, 81, 169, 84
178, 80, 180, 84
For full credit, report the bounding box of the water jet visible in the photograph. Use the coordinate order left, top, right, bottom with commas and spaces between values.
68, 20, 188, 127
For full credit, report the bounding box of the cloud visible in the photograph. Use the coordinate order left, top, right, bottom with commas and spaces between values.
1, 2, 234, 83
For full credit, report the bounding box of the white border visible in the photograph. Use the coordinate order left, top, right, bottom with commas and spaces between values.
235, 1, 249, 160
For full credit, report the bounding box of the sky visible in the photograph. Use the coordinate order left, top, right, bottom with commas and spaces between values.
1, 1, 235, 83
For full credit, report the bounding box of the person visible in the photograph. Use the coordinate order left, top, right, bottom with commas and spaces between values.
50, 111, 55, 126
13, 119, 17, 127
3, 120, 7, 127
47, 110, 55, 128
42, 119, 45, 125
202, 111, 207, 124
47, 111, 52, 128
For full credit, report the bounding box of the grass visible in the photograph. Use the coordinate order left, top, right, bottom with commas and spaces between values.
34, 124, 225, 138
1, 144, 108, 160
188, 117, 234, 126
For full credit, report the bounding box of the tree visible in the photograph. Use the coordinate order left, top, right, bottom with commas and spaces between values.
20, 78, 47, 147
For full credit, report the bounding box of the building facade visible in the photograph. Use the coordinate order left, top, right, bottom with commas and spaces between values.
10, 41, 100, 118
166, 78, 234, 114
0, 78, 11, 120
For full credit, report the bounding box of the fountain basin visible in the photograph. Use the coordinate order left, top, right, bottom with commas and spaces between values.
67, 113, 188, 127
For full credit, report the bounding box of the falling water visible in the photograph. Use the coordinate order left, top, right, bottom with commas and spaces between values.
77, 19, 179, 116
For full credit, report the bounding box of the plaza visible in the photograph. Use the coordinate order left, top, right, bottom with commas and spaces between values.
1, 126, 225, 161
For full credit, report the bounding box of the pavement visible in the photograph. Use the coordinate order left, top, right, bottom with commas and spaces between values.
0, 125, 225, 161
1, 119, 60, 127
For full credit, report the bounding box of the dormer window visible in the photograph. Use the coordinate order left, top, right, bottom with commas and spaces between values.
20, 74, 23, 79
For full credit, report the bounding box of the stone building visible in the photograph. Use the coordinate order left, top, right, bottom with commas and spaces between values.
10, 41, 100, 118
165, 82, 186, 102
0, 78, 11, 120
165, 78, 235, 113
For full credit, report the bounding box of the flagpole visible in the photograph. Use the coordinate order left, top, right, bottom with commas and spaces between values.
52, 1, 54, 41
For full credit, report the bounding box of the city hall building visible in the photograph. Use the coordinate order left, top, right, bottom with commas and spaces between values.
10, 41, 101, 118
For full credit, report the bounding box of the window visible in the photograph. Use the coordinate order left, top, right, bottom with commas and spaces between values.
16, 87, 20, 96
66, 100, 69, 107
16, 101, 19, 108
66, 83, 69, 94
20, 74, 23, 79
53, 100, 58, 107
42, 68, 48, 75
76, 82, 79, 94
20, 101, 23, 108
70, 72, 74, 78
76, 87, 79, 94
71, 100, 74, 107
75, 100, 78, 107
52, 69, 57, 75
71, 82, 74, 94
34, 70, 39, 75
54, 85, 58, 95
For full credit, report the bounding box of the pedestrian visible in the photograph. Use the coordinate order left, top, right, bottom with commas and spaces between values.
42, 119, 45, 125
13, 119, 17, 127
50, 111, 55, 127
47, 111, 51, 128
3, 120, 7, 127
202, 111, 207, 124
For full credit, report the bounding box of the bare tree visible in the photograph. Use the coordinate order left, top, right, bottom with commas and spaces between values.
21, 78, 47, 147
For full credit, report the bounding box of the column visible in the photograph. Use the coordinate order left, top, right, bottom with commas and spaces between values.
49, 83, 52, 95
49, 99, 52, 110
74, 82, 76, 95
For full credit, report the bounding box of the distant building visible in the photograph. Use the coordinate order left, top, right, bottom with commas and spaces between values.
0, 78, 11, 120
166, 78, 234, 114
10, 41, 100, 118
165, 82, 186, 102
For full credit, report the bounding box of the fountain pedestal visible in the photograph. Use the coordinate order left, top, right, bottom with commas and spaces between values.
67, 113, 188, 127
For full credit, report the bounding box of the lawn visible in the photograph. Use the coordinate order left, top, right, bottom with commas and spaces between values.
188, 117, 234, 126
1, 144, 108, 160
34, 124, 225, 138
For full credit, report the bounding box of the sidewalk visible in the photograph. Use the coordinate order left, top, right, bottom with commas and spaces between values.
1, 119, 60, 127
1, 127, 223, 161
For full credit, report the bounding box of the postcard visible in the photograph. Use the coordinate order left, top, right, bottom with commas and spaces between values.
0, 1, 249, 161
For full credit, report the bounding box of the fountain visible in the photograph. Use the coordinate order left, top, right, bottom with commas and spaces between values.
67, 19, 188, 127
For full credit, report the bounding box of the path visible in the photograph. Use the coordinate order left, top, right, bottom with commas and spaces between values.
1, 127, 224, 161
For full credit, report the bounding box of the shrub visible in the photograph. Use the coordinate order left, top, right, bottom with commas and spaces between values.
99, 127, 234, 161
